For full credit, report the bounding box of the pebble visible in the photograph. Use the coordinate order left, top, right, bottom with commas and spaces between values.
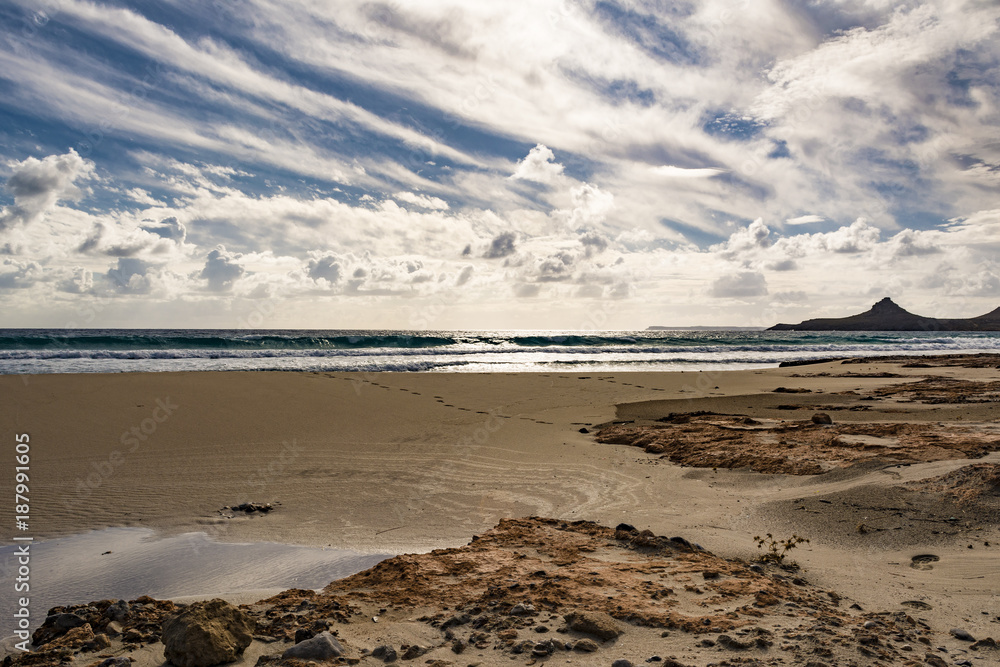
951, 628, 976, 642
612, 660, 633, 667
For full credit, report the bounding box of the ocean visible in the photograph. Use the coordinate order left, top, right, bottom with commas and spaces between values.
2, 328, 1000, 374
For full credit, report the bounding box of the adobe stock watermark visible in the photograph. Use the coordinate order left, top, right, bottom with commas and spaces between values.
62, 397, 179, 509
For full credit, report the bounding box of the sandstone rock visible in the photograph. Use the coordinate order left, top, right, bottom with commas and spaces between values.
564, 610, 624, 640
84, 633, 112, 652
573, 638, 600, 652
282, 631, 345, 660
400, 644, 427, 660
811, 412, 833, 425
717, 634, 753, 650
161, 598, 253, 667
105, 620, 123, 637
46, 623, 95, 650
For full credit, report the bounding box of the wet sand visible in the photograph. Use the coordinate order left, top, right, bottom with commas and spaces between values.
2, 359, 999, 665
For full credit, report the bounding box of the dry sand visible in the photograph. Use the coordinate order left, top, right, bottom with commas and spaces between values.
1, 359, 999, 665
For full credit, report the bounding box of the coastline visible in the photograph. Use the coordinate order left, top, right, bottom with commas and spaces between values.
2, 359, 999, 664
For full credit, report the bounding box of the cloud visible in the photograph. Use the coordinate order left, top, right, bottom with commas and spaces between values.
786, 215, 825, 225
0, 149, 94, 229
510, 144, 564, 184
715, 218, 772, 259
0, 259, 43, 289
456, 265, 473, 286
306, 254, 342, 285
107, 257, 153, 293
393, 191, 449, 210
141, 216, 187, 243
484, 231, 517, 258
709, 271, 769, 298
651, 165, 725, 178
565, 183, 615, 228
199, 245, 245, 291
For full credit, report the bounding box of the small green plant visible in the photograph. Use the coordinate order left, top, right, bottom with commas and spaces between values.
753, 533, 809, 567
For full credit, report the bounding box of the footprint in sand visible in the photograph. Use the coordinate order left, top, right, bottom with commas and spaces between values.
910, 554, 940, 570
901, 600, 933, 610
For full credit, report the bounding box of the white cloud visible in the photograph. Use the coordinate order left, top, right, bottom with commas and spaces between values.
511, 144, 564, 184
651, 166, 725, 178
785, 214, 825, 225
0, 149, 94, 229
199, 245, 245, 291
392, 192, 449, 210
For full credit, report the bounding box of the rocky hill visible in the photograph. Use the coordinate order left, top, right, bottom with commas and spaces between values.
769, 297, 1000, 331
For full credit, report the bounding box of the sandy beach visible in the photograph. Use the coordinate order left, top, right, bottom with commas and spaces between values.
2, 359, 999, 666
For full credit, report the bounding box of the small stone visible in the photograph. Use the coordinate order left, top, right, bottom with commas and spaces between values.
400, 644, 427, 660
535, 625, 549, 633
85, 633, 112, 652
96, 659, 132, 667
105, 620, 123, 637
509, 603, 535, 616
971, 637, 998, 650
864, 621, 877, 629
717, 634, 753, 650
951, 628, 976, 642
564, 609, 624, 640
451, 639, 466, 654
612, 660, 633, 667
749, 564, 764, 574
294, 627, 315, 643
811, 412, 833, 425
573, 638, 600, 652
282, 631, 346, 661
579, 427, 590, 434
372, 644, 398, 662
106, 600, 130, 622
925, 653, 947, 667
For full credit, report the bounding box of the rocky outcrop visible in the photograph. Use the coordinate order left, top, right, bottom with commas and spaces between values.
161, 599, 254, 667
769, 297, 1000, 331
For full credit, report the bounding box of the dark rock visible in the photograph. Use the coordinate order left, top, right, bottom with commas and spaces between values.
535, 625, 549, 633
441, 612, 471, 629
450, 639, 466, 654
811, 412, 833, 425
924, 653, 947, 667
971, 637, 998, 650
615, 523, 638, 533
372, 644, 398, 662
579, 427, 590, 434
294, 627, 315, 643
282, 631, 346, 660
161, 598, 254, 667
106, 600, 130, 622
564, 610, 624, 640
749, 564, 764, 574
951, 628, 976, 642
96, 659, 133, 667
509, 603, 535, 616
612, 660, 634, 667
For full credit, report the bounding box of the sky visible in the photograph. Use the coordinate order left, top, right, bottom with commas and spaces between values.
0, 0, 998, 329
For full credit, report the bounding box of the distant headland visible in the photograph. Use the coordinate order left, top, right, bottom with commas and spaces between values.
768, 297, 1000, 331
